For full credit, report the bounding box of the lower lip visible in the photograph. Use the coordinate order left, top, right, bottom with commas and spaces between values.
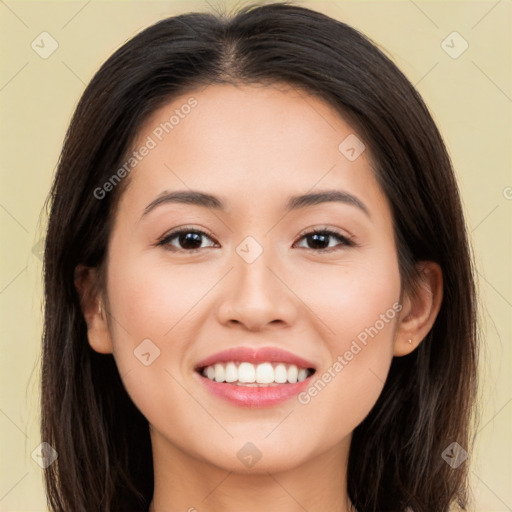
197, 373, 313, 407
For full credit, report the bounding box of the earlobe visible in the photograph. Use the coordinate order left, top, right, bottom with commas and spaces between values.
394, 261, 443, 357
89, 300, 114, 354
74, 264, 114, 354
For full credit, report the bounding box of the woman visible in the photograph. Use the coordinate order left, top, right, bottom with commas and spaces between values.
41, 3, 478, 511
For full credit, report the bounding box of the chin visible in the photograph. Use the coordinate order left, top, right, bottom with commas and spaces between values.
187, 433, 316, 475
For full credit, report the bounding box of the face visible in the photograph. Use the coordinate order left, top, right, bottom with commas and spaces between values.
99, 83, 403, 473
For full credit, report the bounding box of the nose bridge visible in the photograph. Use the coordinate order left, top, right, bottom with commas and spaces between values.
216, 236, 297, 329
233, 237, 281, 305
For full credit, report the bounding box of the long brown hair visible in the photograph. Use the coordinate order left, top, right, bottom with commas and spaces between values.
42, 3, 478, 511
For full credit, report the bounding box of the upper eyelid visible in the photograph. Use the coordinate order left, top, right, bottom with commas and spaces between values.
161, 226, 348, 239
295, 226, 352, 240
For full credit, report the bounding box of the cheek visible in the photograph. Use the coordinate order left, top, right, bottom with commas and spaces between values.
106, 245, 215, 343
294, 245, 401, 347
295, 316, 398, 450
293, 249, 400, 427
103, 250, 210, 426
103, 242, 208, 373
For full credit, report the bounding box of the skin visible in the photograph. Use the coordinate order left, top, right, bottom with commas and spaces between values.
77, 83, 443, 512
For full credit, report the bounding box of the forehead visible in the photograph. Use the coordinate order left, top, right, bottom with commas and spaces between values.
118, 83, 388, 218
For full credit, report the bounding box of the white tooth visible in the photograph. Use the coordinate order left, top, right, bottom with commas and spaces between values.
214, 363, 225, 382
256, 362, 274, 384
225, 362, 238, 383
274, 364, 288, 383
238, 362, 256, 383
206, 366, 216, 380
297, 368, 308, 382
287, 364, 298, 383
204, 361, 309, 385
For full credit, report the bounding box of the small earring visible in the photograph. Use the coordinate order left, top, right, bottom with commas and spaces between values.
408, 338, 413, 344
98, 303, 103, 316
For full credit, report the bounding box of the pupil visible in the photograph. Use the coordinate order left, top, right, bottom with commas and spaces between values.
180, 232, 201, 248
309, 233, 328, 249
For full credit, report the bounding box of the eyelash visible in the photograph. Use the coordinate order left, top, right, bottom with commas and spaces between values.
156, 226, 355, 253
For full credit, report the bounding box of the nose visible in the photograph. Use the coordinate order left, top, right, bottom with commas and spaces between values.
215, 247, 298, 332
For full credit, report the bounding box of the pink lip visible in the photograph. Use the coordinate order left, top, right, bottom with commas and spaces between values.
197, 375, 313, 408
194, 346, 317, 370
194, 346, 317, 408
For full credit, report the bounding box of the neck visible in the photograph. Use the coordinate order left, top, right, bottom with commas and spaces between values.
148, 428, 353, 512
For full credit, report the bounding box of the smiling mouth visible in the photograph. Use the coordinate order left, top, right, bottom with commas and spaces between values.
196, 361, 316, 387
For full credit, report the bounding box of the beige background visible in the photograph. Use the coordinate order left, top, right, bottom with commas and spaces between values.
0, 0, 510, 510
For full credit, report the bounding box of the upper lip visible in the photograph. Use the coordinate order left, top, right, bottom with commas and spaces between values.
194, 346, 317, 371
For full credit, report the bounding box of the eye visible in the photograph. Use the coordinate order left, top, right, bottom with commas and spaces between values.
294, 229, 354, 252
156, 227, 218, 252
156, 227, 354, 253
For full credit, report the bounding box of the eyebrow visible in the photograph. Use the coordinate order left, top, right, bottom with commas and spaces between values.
142, 189, 370, 218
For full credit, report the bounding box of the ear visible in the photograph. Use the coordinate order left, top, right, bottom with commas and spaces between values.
394, 261, 443, 356
74, 264, 113, 354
